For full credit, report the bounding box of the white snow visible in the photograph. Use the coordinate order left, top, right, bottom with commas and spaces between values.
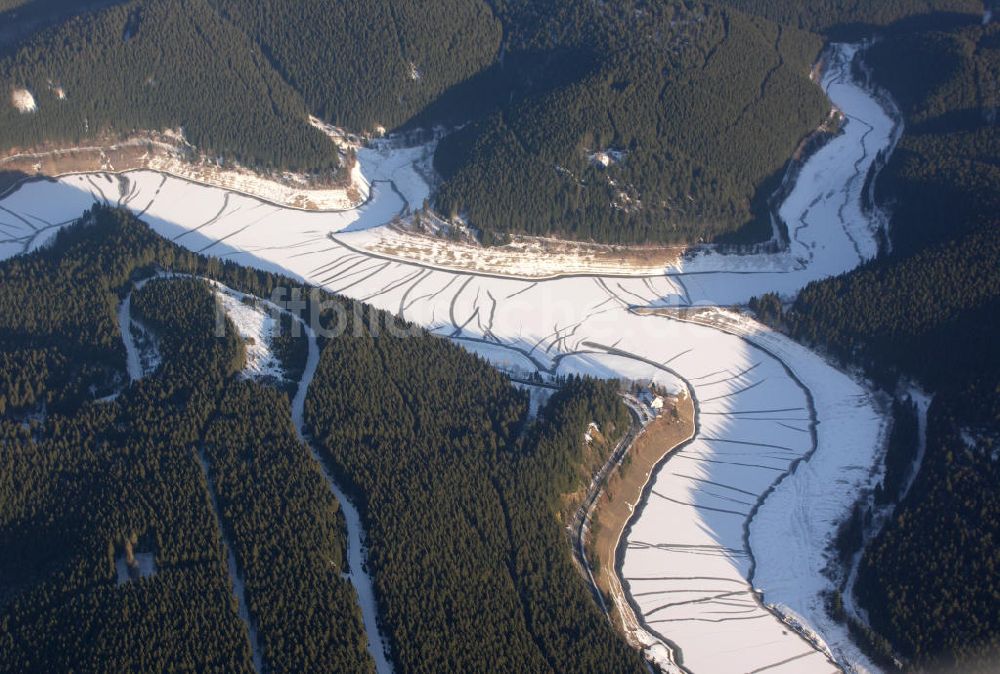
338, 225, 685, 278
213, 288, 284, 380
0, 42, 903, 674
117, 282, 161, 382
717, 309, 887, 674
899, 386, 932, 504
588, 148, 627, 168
198, 450, 264, 673
144, 140, 369, 212
11, 88, 36, 113
341, 42, 897, 299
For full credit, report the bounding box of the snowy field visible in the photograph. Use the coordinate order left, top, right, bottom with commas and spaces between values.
11, 88, 37, 114
0, 43, 899, 674
213, 287, 284, 381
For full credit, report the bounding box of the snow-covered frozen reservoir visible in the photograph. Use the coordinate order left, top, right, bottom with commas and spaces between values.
0, 42, 899, 674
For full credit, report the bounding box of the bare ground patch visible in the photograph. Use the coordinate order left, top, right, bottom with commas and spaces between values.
362, 222, 689, 278
590, 394, 695, 627
0, 130, 360, 211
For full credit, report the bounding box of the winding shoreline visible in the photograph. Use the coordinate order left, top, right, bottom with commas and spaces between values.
241, 279, 396, 674
600, 399, 698, 674
1, 38, 901, 674
585, 331, 848, 673
659, 310, 838, 665
118, 274, 395, 674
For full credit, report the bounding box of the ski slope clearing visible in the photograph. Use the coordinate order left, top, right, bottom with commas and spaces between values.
0, 42, 898, 674
118, 273, 395, 674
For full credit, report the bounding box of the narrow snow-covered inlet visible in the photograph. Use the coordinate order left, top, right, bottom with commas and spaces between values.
115, 274, 394, 674
116, 277, 162, 382
117, 291, 143, 381
287, 297, 395, 674
197, 449, 265, 674
0, 42, 899, 674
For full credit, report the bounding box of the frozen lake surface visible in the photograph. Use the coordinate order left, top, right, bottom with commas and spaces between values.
0, 42, 899, 674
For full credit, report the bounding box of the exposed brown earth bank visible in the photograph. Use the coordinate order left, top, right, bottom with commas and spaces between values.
0, 130, 360, 210
591, 394, 696, 632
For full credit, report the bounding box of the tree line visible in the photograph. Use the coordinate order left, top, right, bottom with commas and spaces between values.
1, 205, 652, 671
0, 208, 374, 671
751, 18, 1000, 671
433, 1, 828, 245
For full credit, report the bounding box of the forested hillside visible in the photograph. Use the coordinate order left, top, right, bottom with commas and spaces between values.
0, 0, 127, 51
1, 206, 652, 671
0, 208, 375, 671
2, 0, 990, 245
307, 351, 642, 673
866, 19, 1000, 256
433, 1, 828, 244
752, 17, 1000, 672
713, 0, 983, 33
1, 0, 829, 245
212, 0, 501, 132
781, 225, 999, 394
0, 0, 336, 171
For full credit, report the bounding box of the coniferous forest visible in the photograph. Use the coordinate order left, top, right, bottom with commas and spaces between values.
0, 206, 644, 672
306, 311, 640, 673
2, 0, 988, 244
0, 209, 373, 672
2, 2, 999, 673
752, 14, 1000, 672
0, 0, 865, 243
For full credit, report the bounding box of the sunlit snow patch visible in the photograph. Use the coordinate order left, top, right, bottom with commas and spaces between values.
11, 88, 37, 113
118, 287, 162, 383
588, 148, 626, 168
214, 288, 284, 380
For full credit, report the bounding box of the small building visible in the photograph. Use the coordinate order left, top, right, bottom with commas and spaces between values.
639, 387, 665, 415
591, 151, 611, 168
588, 148, 627, 169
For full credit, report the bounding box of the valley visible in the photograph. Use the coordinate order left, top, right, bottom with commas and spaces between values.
0, 41, 902, 674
